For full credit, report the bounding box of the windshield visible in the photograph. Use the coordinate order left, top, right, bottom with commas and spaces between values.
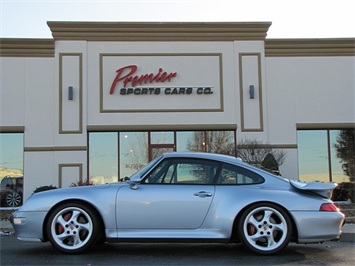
129, 155, 163, 180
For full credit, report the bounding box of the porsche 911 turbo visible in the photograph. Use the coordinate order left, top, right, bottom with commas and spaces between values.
11, 152, 345, 255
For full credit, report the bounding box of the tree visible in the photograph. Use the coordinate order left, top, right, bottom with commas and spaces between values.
187, 133, 286, 171
236, 138, 287, 168
187, 131, 235, 155
334, 129, 355, 182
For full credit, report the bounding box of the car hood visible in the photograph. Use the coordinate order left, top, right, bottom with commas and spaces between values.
289, 179, 337, 199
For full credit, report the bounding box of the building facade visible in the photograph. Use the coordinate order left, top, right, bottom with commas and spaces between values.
0, 22, 354, 204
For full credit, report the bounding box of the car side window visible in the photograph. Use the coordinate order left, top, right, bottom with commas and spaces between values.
143, 158, 220, 184
217, 163, 264, 185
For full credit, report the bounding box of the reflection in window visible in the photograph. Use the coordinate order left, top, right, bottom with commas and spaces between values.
0, 133, 24, 207
297, 130, 329, 182
177, 131, 235, 155
150, 132, 174, 144
89, 132, 118, 184
119, 132, 148, 179
330, 130, 351, 183
89, 130, 236, 184
297, 129, 354, 183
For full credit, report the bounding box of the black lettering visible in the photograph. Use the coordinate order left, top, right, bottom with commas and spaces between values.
165, 88, 171, 94
179, 88, 185, 94
120, 88, 126, 95
204, 87, 213, 94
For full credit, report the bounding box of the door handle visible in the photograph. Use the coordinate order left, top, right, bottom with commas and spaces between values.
194, 191, 213, 198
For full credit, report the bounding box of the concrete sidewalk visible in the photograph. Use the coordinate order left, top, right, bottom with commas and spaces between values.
1, 219, 354, 242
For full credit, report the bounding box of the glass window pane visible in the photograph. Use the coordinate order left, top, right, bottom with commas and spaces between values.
297, 130, 329, 182
206, 131, 235, 155
176, 131, 199, 151
177, 131, 235, 155
89, 132, 118, 184
218, 163, 264, 185
119, 132, 148, 179
150, 131, 174, 144
143, 158, 219, 184
177, 131, 205, 152
331, 129, 354, 183
0, 133, 24, 207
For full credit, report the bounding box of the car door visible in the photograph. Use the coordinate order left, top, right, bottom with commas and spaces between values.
115, 158, 220, 229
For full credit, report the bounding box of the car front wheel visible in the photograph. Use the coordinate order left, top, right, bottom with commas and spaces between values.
46, 202, 101, 254
237, 203, 292, 255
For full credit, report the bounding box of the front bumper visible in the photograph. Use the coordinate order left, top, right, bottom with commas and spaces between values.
11, 211, 47, 242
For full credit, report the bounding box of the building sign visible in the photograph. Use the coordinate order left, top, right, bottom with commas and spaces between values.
109, 65, 177, 94
100, 54, 223, 112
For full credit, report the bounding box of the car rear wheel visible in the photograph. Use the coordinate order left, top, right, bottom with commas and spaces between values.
237, 203, 292, 255
46, 202, 101, 254
5, 191, 22, 207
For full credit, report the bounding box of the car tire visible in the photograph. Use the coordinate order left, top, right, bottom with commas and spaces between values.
46, 202, 101, 254
5, 191, 22, 207
237, 202, 292, 255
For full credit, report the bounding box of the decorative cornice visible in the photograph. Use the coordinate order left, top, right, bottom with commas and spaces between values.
0, 38, 54, 57
265, 38, 355, 57
47, 21, 272, 41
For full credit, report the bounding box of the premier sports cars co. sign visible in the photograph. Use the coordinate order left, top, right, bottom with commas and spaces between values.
109, 65, 213, 96
99, 54, 222, 112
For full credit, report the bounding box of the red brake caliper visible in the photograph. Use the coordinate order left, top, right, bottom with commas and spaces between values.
57, 212, 71, 234
248, 224, 256, 235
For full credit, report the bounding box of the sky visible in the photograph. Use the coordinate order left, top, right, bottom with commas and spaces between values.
0, 0, 354, 39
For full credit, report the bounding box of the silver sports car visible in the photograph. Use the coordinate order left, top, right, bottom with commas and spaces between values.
11, 152, 345, 255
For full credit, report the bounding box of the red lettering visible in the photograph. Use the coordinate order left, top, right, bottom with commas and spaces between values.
109, 65, 137, 94
109, 65, 177, 94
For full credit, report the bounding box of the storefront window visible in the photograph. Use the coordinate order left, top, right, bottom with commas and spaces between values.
119, 132, 148, 179
297, 130, 329, 182
89, 132, 118, 184
150, 132, 174, 144
89, 130, 236, 184
330, 130, 351, 183
177, 131, 235, 155
297, 129, 354, 183
0, 133, 24, 207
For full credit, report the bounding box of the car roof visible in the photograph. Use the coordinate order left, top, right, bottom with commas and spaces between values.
162, 152, 244, 165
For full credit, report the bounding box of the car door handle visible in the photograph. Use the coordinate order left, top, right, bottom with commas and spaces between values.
194, 191, 213, 198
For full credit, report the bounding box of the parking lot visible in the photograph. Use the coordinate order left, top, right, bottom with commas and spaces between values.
1, 233, 354, 266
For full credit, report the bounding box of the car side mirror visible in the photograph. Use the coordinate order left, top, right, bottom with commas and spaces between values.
129, 181, 139, 190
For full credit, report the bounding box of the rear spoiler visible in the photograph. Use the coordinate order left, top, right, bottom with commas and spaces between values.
290, 180, 337, 199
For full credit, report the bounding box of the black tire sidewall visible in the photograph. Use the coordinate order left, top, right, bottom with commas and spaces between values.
46, 202, 100, 254
237, 202, 292, 255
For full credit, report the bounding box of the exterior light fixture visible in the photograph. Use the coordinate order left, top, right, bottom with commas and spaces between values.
249, 85, 255, 99
68, 86, 74, 100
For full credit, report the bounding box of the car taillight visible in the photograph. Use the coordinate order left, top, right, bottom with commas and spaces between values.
319, 203, 339, 212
